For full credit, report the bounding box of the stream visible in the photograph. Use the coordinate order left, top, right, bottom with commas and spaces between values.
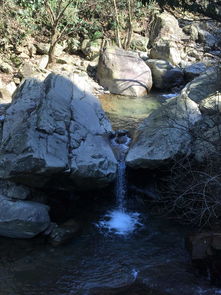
0, 92, 220, 295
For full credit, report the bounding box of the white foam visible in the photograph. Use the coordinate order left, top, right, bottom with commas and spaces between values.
131, 268, 139, 280
97, 209, 142, 236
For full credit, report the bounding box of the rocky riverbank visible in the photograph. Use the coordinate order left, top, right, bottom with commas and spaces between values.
0, 8, 220, 241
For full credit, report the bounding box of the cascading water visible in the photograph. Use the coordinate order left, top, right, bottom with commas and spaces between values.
97, 130, 142, 236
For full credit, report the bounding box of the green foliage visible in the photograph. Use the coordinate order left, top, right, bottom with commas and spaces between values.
15, 0, 44, 10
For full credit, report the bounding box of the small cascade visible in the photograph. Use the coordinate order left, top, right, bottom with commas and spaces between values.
96, 130, 143, 236
116, 161, 126, 210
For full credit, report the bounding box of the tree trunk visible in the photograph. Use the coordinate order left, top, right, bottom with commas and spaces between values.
47, 30, 59, 67
112, 0, 122, 48
124, 0, 133, 50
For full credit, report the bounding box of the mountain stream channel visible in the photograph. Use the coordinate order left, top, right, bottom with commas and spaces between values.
0, 92, 220, 295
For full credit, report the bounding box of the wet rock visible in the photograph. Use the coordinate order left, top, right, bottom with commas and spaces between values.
0, 73, 117, 189
48, 219, 80, 246
126, 96, 201, 169
184, 62, 207, 82
0, 195, 50, 238
96, 47, 152, 96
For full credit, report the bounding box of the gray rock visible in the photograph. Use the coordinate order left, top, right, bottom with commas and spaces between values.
96, 47, 152, 96
182, 24, 199, 41
81, 39, 102, 61
150, 40, 182, 66
35, 42, 50, 55
184, 62, 207, 82
148, 12, 184, 66
149, 12, 183, 46
0, 88, 12, 104
19, 62, 35, 79
199, 92, 221, 115
146, 59, 184, 89
181, 67, 221, 103
48, 219, 80, 246
0, 195, 50, 238
192, 115, 221, 162
0, 73, 117, 189
130, 34, 149, 52
0, 180, 30, 200
38, 55, 49, 70
0, 62, 13, 74
198, 29, 216, 48
126, 95, 201, 168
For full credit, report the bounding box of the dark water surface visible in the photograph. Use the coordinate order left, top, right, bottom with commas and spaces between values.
0, 206, 221, 295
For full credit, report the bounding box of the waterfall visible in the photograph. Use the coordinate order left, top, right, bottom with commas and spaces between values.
116, 161, 126, 210
96, 130, 142, 236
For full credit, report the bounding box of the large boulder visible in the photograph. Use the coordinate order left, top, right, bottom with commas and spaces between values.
0, 195, 50, 238
149, 12, 183, 45
146, 59, 184, 89
150, 40, 182, 66
126, 67, 221, 169
148, 12, 184, 66
191, 92, 221, 162
181, 67, 221, 103
126, 95, 201, 168
96, 47, 152, 96
0, 73, 117, 189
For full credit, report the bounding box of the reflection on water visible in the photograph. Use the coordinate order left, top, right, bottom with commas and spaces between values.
99, 93, 164, 132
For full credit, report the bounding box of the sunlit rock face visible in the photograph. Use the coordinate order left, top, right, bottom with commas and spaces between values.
181, 67, 221, 104
148, 12, 184, 66
126, 67, 221, 169
96, 47, 153, 97
126, 95, 201, 169
0, 73, 117, 189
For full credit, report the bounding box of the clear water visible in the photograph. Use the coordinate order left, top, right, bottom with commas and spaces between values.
99, 93, 164, 132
